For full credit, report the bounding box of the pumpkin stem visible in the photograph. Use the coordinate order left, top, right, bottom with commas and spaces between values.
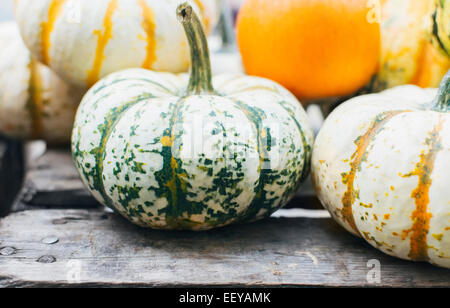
433, 70, 450, 112
177, 3, 214, 95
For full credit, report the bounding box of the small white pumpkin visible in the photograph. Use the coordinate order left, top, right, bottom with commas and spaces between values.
312, 71, 450, 268
14, 0, 218, 87
72, 4, 313, 230
0, 22, 83, 144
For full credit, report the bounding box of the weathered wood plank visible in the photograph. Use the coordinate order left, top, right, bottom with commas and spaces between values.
0, 209, 448, 287
0, 137, 25, 217
14, 148, 101, 211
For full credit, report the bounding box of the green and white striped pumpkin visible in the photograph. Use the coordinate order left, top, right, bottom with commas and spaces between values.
15, 0, 218, 88
72, 4, 313, 230
0, 22, 84, 144
312, 71, 450, 268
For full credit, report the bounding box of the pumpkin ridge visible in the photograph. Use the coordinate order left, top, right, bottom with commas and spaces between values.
341, 110, 410, 236
277, 100, 312, 184
155, 96, 193, 229
230, 97, 299, 221
73, 94, 155, 209
92, 76, 176, 96
106, 101, 187, 227
87, 0, 119, 87
228, 98, 269, 221
401, 117, 444, 261
198, 118, 239, 227
111, 135, 149, 222
26, 59, 44, 139
40, 0, 68, 66
172, 96, 266, 229
154, 97, 214, 230
137, 0, 157, 70
273, 99, 313, 209
228, 94, 312, 221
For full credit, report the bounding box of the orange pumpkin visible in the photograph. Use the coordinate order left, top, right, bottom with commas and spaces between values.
236, 0, 381, 100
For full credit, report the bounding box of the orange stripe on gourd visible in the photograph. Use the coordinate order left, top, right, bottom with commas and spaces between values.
41, 0, 67, 66
137, 0, 157, 69
87, 0, 118, 87
401, 119, 444, 261
341, 110, 408, 235
27, 60, 44, 139
410, 41, 435, 88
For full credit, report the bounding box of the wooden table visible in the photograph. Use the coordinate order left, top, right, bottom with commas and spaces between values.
1, 138, 449, 288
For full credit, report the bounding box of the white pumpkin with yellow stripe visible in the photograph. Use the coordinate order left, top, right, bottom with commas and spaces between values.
312, 71, 450, 268
72, 4, 313, 230
14, 0, 218, 88
0, 22, 83, 144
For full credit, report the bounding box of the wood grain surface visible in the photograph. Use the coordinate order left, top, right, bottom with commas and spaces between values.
0, 208, 449, 287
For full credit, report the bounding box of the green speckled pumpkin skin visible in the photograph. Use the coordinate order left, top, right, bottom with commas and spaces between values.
72, 69, 313, 230
71, 3, 313, 230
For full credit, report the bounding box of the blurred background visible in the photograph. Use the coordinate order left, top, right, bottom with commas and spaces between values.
0, 0, 247, 74
0, 0, 13, 21
0, 0, 244, 22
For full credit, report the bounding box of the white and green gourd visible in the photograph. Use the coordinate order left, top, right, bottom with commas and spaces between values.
72, 3, 314, 230
433, 0, 450, 56
0, 22, 84, 144
374, 0, 450, 91
312, 71, 450, 268
15, 0, 219, 88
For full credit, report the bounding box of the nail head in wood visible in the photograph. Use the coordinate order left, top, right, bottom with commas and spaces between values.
37, 255, 56, 263
42, 237, 59, 245
0, 246, 16, 256
52, 219, 68, 225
